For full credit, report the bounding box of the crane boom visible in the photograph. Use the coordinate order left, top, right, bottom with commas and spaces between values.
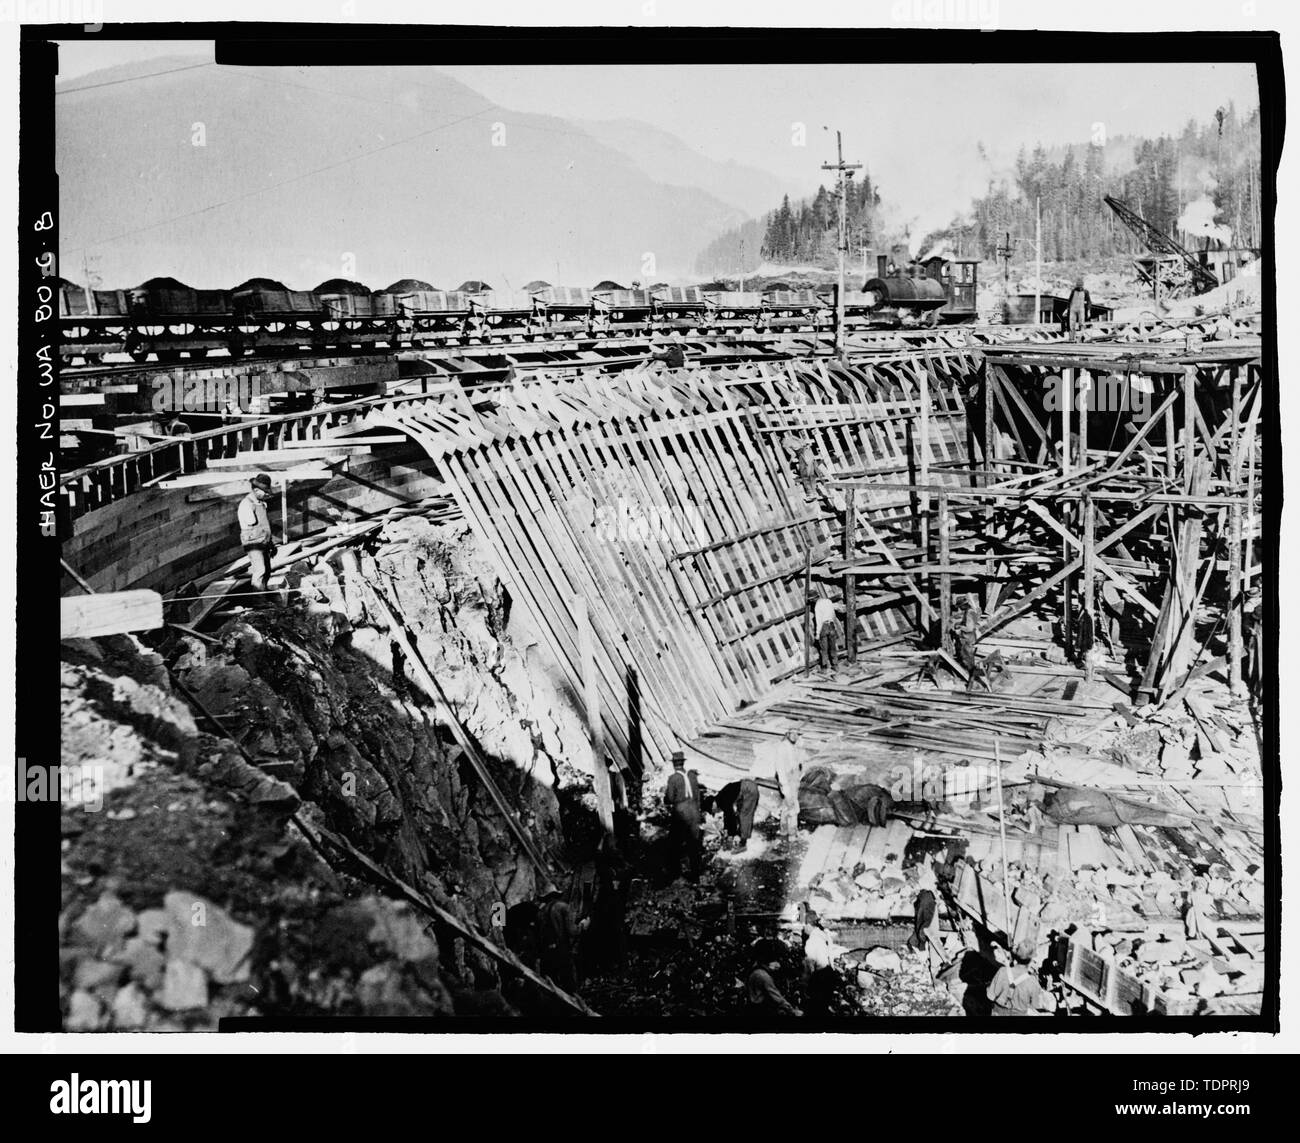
1104, 195, 1219, 294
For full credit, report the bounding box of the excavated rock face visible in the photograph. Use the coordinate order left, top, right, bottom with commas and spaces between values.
175, 520, 592, 923
59, 521, 598, 1027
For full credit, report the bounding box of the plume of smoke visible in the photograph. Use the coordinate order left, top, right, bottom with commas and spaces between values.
1177, 196, 1233, 246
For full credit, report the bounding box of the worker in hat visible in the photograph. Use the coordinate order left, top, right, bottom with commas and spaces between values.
536, 882, 581, 994
746, 939, 801, 1019
1066, 277, 1090, 340
987, 941, 1054, 1016
664, 750, 702, 882
237, 474, 277, 598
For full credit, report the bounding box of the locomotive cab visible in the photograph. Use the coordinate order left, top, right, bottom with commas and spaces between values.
944, 259, 979, 321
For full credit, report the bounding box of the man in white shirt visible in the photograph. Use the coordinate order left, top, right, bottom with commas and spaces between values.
773, 729, 803, 841
237, 474, 276, 596
812, 591, 839, 673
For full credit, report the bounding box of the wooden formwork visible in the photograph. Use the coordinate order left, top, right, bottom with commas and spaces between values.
367, 354, 976, 782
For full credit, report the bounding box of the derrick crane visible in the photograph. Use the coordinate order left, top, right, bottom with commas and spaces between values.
1104, 195, 1219, 296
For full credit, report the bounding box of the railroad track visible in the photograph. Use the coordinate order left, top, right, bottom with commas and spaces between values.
59, 323, 1058, 386
61, 312, 1233, 385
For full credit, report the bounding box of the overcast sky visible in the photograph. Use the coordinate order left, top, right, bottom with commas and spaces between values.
54, 42, 1259, 237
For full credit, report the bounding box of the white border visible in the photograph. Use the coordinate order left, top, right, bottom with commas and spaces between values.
1, 0, 1293, 1056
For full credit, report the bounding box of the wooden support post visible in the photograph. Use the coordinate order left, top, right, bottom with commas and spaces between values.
1245, 427, 1256, 611
1082, 493, 1096, 679
1060, 368, 1073, 652
1182, 366, 1196, 495
1165, 395, 1177, 481
279, 473, 289, 546
919, 366, 931, 637
574, 595, 615, 834
1060, 369, 1072, 478
365, 583, 556, 883
981, 357, 995, 479
1228, 502, 1244, 694
938, 489, 953, 653
1228, 366, 1243, 694
843, 487, 857, 662
1078, 369, 1089, 468
981, 358, 996, 611
803, 545, 813, 674
994, 739, 1012, 942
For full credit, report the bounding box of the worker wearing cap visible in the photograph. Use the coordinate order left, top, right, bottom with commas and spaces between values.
664, 751, 702, 881
988, 942, 1054, 1016
238, 474, 276, 596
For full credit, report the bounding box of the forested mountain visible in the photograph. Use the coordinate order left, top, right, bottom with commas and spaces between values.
698, 104, 1262, 276
695, 174, 885, 275
925, 104, 1262, 262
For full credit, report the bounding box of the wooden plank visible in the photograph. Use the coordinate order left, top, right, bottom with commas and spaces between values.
1113, 825, 1154, 872
822, 826, 858, 878
798, 823, 839, 887
879, 818, 913, 871
61, 590, 162, 638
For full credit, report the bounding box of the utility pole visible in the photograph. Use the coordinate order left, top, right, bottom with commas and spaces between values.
996, 231, 1015, 322
822, 130, 862, 358
1034, 195, 1042, 325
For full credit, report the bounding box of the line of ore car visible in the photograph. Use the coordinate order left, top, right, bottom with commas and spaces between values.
56, 258, 981, 363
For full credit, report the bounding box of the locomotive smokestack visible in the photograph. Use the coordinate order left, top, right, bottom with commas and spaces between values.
877, 254, 888, 278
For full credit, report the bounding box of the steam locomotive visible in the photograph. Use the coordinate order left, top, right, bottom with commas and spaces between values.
860, 253, 980, 326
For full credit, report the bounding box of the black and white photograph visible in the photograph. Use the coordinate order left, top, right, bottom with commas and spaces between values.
5, 2, 1293, 1103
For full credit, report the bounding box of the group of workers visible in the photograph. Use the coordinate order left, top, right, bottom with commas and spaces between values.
663, 728, 806, 880
505, 836, 630, 1001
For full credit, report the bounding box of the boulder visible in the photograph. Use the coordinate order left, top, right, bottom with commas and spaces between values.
111, 983, 150, 1030
66, 989, 103, 1031
72, 892, 137, 955
74, 959, 126, 991
114, 936, 167, 991
862, 946, 902, 974
161, 891, 255, 984
159, 959, 209, 1012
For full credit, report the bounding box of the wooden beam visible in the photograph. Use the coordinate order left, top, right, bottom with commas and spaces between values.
843, 487, 857, 662
803, 544, 813, 674
574, 595, 615, 833
61, 589, 162, 639
364, 581, 556, 884
938, 489, 953, 652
